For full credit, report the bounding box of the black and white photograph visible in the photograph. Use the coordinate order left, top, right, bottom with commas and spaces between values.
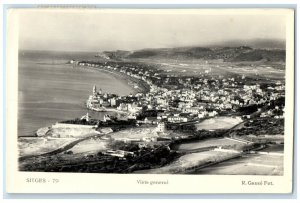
5, 8, 295, 194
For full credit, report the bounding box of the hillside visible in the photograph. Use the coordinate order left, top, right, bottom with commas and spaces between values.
209, 39, 286, 50
95, 41, 285, 62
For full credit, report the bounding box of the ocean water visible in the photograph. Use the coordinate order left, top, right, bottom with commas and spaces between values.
18, 50, 134, 136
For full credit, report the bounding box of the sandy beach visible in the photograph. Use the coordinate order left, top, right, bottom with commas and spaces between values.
79, 65, 150, 94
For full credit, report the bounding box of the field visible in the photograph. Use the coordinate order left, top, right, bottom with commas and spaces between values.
260, 144, 284, 153
110, 126, 164, 139
135, 58, 285, 79
48, 127, 100, 138
195, 152, 283, 175
175, 137, 246, 151
195, 116, 242, 130
134, 150, 239, 174
68, 138, 108, 154
18, 137, 77, 157
243, 134, 284, 144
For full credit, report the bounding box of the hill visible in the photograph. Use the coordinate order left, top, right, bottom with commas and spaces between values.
209, 38, 285, 50
95, 42, 285, 62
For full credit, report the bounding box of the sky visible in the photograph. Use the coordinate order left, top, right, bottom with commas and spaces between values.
17, 9, 287, 52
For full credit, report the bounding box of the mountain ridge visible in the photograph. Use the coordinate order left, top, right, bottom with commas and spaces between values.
97, 45, 285, 62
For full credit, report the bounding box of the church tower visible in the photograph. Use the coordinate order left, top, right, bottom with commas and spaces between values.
93, 85, 97, 95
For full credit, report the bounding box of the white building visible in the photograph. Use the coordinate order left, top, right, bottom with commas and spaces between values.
156, 122, 166, 133
167, 116, 188, 123
182, 107, 199, 114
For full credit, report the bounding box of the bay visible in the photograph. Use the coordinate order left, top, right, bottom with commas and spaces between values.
18, 50, 135, 136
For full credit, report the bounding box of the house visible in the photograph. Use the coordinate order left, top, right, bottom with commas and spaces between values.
167, 116, 188, 123
117, 103, 128, 111
104, 150, 135, 158
156, 122, 166, 133
113, 138, 141, 143
142, 117, 159, 125
198, 111, 208, 118
142, 137, 152, 142
208, 111, 218, 117
182, 107, 199, 114
109, 98, 117, 106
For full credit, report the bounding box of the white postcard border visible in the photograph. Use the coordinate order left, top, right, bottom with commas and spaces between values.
5, 8, 295, 194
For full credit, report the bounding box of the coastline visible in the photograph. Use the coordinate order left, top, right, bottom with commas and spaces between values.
73, 64, 150, 94
18, 59, 285, 175
19, 61, 144, 136
18, 59, 138, 137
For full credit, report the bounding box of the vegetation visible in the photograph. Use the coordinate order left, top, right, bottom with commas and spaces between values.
166, 123, 197, 133
234, 117, 284, 136
97, 46, 285, 62
137, 109, 164, 120
61, 118, 99, 125
124, 146, 178, 172
229, 49, 285, 62
268, 97, 285, 109
237, 104, 259, 115
97, 119, 136, 132
19, 144, 179, 173
108, 141, 140, 152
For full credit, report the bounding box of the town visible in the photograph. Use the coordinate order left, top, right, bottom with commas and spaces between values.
80, 59, 285, 124
18, 58, 285, 174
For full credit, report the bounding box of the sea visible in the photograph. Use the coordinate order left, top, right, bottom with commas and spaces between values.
18, 50, 135, 136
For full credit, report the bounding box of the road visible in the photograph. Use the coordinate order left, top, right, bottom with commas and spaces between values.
178, 146, 217, 154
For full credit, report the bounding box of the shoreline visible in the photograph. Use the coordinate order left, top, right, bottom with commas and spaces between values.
73, 64, 150, 94
19, 59, 139, 137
